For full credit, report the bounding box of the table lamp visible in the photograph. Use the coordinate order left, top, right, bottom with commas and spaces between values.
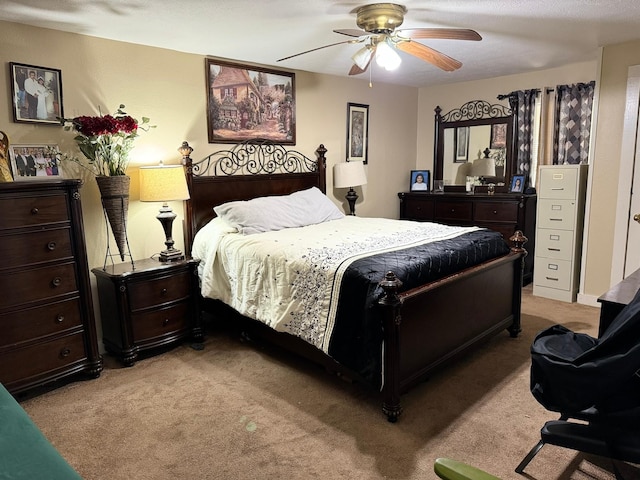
333, 161, 367, 215
139, 164, 190, 262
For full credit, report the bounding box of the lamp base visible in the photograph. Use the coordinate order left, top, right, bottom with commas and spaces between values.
156, 203, 184, 262
159, 248, 184, 263
345, 187, 358, 216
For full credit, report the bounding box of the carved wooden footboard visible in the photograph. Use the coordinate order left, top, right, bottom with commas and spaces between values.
182, 139, 525, 422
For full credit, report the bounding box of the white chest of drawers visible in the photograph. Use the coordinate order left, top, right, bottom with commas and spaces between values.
533, 165, 588, 302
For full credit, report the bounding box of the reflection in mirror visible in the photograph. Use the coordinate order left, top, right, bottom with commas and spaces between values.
434, 101, 514, 187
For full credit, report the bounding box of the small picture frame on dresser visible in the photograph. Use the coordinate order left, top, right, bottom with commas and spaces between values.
9, 144, 64, 180
510, 174, 525, 193
410, 170, 430, 191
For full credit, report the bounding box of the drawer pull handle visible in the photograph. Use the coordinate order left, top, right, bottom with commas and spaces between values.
160, 288, 168, 296
548, 248, 561, 252
52, 277, 62, 287
55, 314, 65, 323
551, 187, 565, 191
31, 207, 39, 215
60, 347, 71, 358
493, 210, 497, 214
163, 318, 170, 326
545, 277, 559, 281
47, 241, 57, 251
550, 218, 562, 221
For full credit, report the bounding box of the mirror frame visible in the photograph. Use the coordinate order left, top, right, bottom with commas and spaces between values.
434, 100, 515, 186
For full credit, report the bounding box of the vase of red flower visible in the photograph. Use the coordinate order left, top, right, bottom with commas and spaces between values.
58, 105, 153, 261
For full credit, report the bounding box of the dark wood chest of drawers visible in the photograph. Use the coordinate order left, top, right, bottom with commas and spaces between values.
92, 257, 201, 366
399, 191, 537, 284
0, 180, 103, 394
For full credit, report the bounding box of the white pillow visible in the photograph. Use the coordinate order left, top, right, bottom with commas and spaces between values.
214, 186, 344, 235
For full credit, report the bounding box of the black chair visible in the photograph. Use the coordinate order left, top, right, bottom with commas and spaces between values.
516, 288, 640, 478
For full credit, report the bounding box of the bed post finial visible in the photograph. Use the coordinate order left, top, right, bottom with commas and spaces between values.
179, 141, 195, 257
316, 144, 327, 194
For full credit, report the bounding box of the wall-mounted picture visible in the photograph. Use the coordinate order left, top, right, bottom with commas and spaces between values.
10, 62, 63, 124
346, 102, 369, 164
510, 174, 525, 193
454, 126, 469, 162
410, 170, 430, 191
491, 123, 507, 149
205, 59, 295, 144
9, 144, 64, 180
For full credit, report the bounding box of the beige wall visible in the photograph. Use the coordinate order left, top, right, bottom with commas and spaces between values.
2, 18, 638, 315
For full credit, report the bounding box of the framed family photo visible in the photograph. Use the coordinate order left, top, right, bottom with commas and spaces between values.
410, 170, 430, 191
346, 102, 369, 164
205, 58, 296, 144
9, 62, 64, 124
9, 144, 64, 180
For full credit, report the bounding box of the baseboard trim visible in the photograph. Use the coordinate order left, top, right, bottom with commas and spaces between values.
577, 292, 601, 307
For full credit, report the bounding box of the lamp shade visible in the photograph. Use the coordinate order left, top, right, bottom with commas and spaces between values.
333, 161, 367, 188
139, 164, 190, 202
471, 157, 496, 177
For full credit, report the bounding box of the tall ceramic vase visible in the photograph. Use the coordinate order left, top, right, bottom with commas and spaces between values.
95, 175, 130, 261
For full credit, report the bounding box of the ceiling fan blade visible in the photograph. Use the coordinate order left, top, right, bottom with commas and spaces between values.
277, 39, 357, 62
334, 28, 367, 38
396, 28, 482, 41
395, 41, 462, 72
349, 64, 367, 76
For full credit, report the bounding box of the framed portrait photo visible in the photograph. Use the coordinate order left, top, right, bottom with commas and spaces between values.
9, 144, 64, 181
410, 170, 430, 192
10, 62, 64, 124
510, 174, 525, 193
347, 102, 369, 164
205, 58, 295, 144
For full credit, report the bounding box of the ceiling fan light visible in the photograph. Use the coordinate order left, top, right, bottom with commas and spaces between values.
375, 40, 401, 71
352, 46, 373, 70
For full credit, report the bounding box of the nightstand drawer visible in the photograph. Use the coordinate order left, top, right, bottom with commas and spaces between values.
131, 301, 190, 342
534, 258, 572, 290
0, 332, 86, 386
537, 229, 574, 260
0, 194, 69, 229
435, 201, 473, 222
0, 263, 78, 309
0, 298, 83, 346
128, 270, 192, 311
539, 168, 578, 199
3, 228, 73, 269
474, 201, 518, 223
537, 199, 576, 230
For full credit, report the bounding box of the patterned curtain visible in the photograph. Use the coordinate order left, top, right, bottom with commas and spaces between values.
505, 90, 538, 179
553, 81, 595, 165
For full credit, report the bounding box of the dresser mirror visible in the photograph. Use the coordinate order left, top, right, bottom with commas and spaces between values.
434, 100, 516, 188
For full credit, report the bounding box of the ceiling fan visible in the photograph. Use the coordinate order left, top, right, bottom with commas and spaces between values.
277, 3, 481, 75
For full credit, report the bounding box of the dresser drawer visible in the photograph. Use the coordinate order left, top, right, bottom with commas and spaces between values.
474, 201, 518, 223
128, 270, 192, 311
539, 168, 578, 199
537, 199, 576, 230
0, 298, 83, 347
537, 229, 574, 260
534, 258, 572, 290
0, 332, 86, 386
435, 201, 473, 222
403, 197, 434, 220
130, 301, 191, 342
0, 194, 69, 229
0, 263, 78, 309
3, 227, 73, 269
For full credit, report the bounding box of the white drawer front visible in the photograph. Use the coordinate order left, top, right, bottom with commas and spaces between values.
536, 229, 574, 260
538, 199, 576, 230
539, 168, 578, 199
534, 258, 572, 290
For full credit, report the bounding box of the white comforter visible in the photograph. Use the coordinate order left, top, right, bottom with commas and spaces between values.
191, 216, 480, 354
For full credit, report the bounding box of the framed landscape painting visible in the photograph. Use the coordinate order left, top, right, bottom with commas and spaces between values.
205, 59, 296, 144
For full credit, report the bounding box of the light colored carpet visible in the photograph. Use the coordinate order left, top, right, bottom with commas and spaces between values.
18, 287, 640, 479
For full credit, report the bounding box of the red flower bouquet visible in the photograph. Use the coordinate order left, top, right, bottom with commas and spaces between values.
59, 104, 153, 176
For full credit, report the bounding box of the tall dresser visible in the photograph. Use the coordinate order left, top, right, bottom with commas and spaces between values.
0, 180, 103, 395
533, 165, 588, 302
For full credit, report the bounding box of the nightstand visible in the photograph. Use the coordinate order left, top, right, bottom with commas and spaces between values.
92, 257, 202, 366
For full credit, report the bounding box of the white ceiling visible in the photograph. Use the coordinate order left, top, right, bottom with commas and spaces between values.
3, 0, 640, 88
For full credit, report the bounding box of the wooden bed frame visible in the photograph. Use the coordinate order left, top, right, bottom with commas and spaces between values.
181, 139, 526, 422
